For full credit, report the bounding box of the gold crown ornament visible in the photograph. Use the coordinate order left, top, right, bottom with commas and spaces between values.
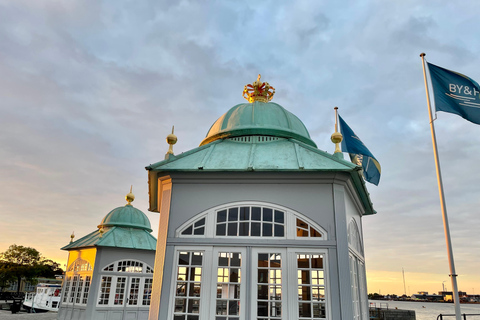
243, 74, 275, 103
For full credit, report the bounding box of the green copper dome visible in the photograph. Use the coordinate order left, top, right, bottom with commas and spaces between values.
98, 204, 152, 232
200, 101, 317, 147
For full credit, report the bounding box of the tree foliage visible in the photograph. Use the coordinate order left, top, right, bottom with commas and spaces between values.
0, 245, 64, 292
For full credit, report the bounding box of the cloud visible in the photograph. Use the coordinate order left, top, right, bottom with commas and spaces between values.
1, 0, 479, 295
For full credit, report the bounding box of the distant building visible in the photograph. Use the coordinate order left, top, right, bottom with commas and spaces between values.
411, 292, 442, 301
4, 277, 62, 293
438, 291, 467, 302
146, 77, 377, 320
57, 191, 157, 320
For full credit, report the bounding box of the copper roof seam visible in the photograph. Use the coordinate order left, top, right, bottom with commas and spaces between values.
247, 143, 256, 169
293, 142, 304, 169
197, 143, 217, 169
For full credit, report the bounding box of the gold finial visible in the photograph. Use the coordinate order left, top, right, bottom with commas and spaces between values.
99, 227, 104, 238
70, 232, 75, 243
331, 107, 343, 154
243, 74, 275, 103
126, 185, 135, 205
165, 126, 177, 159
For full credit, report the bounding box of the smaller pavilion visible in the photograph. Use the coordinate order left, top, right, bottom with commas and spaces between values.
58, 190, 157, 320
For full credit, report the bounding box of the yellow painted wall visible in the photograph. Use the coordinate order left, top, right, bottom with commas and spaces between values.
66, 248, 97, 272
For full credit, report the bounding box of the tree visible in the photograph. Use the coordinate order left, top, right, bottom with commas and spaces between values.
39, 259, 64, 278
0, 245, 64, 293
0, 261, 16, 292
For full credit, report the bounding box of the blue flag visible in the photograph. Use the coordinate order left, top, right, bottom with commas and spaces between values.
338, 115, 381, 186
427, 62, 480, 125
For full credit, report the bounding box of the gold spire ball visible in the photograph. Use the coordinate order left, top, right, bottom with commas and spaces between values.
243, 74, 275, 103
165, 126, 177, 159
126, 185, 135, 205
331, 107, 343, 154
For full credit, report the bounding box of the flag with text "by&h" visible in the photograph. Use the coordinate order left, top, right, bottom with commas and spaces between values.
428, 62, 480, 125
338, 115, 381, 186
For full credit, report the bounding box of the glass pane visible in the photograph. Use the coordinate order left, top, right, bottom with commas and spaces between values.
274, 210, 284, 223
174, 315, 185, 320
228, 301, 239, 315
312, 287, 325, 300
297, 228, 309, 237
310, 227, 322, 238
311, 271, 324, 285
298, 286, 311, 300
192, 253, 203, 266
270, 302, 282, 317
176, 283, 187, 296
194, 218, 205, 227
217, 285, 225, 298
217, 210, 227, 222
258, 269, 268, 283
219, 254, 229, 267
297, 218, 308, 228
251, 207, 261, 220
239, 207, 250, 220
263, 208, 272, 221
231, 253, 241, 267
216, 224, 226, 236
270, 270, 282, 284
299, 270, 310, 284
313, 303, 326, 318
274, 225, 284, 237
193, 227, 204, 235
239, 222, 249, 236
232, 284, 240, 299
299, 303, 311, 317
179, 252, 190, 265
257, 285, 268, 300
230, 268, 239, 283
297, 255, 309, 268
182, 226, 193, 235
258, 254, 269, 267
270, 286, 282, 300
175, 299, 186, 312
257, 301, 268, 316
251, 222, 261, 236
190, 267, 202, 282
187, 299, 200, 314
311, 256, 323, 269
228, 223, 237, 236
270, 254, 281, 268
228, 208, 238, 221
189, 283, 201, 297
262, 223, 272, 237
216, 300, 227, 315
186, 316, 198, 320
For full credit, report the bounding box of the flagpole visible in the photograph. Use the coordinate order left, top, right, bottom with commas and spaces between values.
420, 52, 461, 320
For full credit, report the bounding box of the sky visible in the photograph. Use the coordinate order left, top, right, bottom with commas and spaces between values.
1, 0, 479, 297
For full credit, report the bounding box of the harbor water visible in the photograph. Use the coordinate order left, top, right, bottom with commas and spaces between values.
370, 300, 480, 320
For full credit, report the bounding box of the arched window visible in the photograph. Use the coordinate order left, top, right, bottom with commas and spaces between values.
63, 259, 93, 306
177, 202, 327, 240
67, 259, 92, 272
97, 259, 154, 308
348, 220, 363, 256
102, 259, 153, 273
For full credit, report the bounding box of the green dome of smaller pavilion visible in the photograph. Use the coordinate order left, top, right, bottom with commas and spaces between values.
98, 204, 152, 232
200, 101, 317, 147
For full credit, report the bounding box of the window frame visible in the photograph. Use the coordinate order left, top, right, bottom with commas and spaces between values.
176, 201, 327, 240
168, 246, 331, 320
96, 259, 154, 308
